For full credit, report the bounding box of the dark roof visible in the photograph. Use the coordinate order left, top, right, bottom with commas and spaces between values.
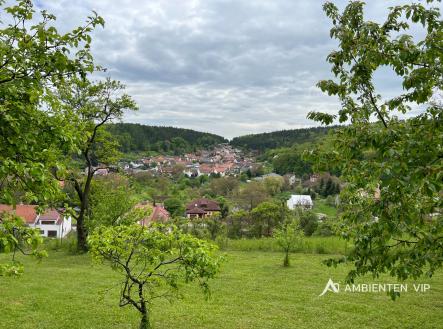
186, 198, 221, 212
186, 207, 207, 215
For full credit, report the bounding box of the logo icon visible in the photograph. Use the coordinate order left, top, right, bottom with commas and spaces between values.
319, 278, 340, 296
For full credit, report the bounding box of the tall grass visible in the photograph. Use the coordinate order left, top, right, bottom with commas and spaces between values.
43, 232, 78, 254
219, 236, 349, 255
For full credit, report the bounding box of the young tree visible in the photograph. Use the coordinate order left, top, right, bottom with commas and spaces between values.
88, 224, 221, 329
308, 0, 443, 295
274, 218, 303, 267
59, 78, 137, 251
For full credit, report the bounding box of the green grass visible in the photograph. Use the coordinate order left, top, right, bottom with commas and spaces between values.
1, 250, 442, 329
313, 198, 338, 218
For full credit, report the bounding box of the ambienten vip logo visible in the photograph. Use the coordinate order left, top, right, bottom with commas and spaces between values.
319, 278, 431, 297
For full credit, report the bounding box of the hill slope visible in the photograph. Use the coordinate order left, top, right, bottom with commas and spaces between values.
107, 123, 227, 154
230, 126, 334, 152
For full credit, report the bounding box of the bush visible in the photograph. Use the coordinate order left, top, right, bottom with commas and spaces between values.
299, 211, 318, 236
314, 221, 334, 237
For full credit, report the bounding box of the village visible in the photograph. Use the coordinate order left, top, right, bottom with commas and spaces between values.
1, 1, 441, 328
117, 143, 256, 177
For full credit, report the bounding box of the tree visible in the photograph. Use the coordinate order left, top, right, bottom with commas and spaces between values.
88, 224, 221, 329
272, 151, 312, 176
88, 175, 136, 230
205, 214, 226, 240
237, 181, 270, 211
226, 210, 251, 238
298, 211, 319, 237
0, 0, 103, 272
207, 177, 239, 197
308, 0, 443, 296
164, 198, 185, 217
0, 213, 47, 276
251, 201, 288, 237
215, 196, 230, 219
263, 176, 284, 196
0, 0, 103, 203
59, 78, 137, 251
274, 217, 303, 267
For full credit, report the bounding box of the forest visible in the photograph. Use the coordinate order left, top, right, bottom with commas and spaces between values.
107, 123, 227, 154
230, 126, 335, 152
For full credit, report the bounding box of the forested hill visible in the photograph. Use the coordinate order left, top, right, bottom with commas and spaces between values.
230, 126, 335, 152
107, 123, 227, 154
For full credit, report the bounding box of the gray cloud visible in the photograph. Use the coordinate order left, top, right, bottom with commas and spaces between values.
34, 0, 426, 138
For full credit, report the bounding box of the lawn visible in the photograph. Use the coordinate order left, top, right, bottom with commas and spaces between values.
1, 250, 442, 329
312, 198, 337, 218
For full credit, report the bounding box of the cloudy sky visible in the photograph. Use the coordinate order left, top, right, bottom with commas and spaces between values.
33, 0, 429, 139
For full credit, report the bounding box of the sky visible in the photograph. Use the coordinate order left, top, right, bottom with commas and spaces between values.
32, 0, 435, 139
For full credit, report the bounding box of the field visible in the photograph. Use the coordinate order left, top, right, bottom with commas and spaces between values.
1, 249, 443, 329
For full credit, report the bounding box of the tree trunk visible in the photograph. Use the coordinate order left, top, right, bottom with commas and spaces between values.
139, 300, 150, 329
139, 312, 150, 329
283, 250, 290, 267
76, 213, 87, 252
74, 169, 93, 252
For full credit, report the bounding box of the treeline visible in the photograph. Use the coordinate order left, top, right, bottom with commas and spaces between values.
107, 123, 227, 154
230, 126, 335, 152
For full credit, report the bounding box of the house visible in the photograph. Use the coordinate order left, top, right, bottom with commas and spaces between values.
0, 204, 72, 238
135, 202, 170, 227
287, 195, 313, 210
185, 198, 221, 219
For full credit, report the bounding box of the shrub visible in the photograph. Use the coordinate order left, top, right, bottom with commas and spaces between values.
299, 211, 319, 236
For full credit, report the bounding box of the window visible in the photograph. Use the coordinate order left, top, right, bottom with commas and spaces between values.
41, 220, 55, 225
47, 230, 57, 238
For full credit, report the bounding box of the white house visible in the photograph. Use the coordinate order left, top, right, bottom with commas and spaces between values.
32, 209, 72, 238
287, 195, 313, 210
0, 204, 72, 238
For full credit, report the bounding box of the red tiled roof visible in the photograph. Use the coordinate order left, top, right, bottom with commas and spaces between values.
199, 164, 214, 174
0, 204, 37, 224
136, 203, 170, 227
151, 206, 170, 222
0, 205, 62, 225
39, 209, 62, 224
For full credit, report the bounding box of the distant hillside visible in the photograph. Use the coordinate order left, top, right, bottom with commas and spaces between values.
230, 126, 334, 152
107, 123, 227, 154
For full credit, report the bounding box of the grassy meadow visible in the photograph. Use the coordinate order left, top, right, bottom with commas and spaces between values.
1, 247, 443, 329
